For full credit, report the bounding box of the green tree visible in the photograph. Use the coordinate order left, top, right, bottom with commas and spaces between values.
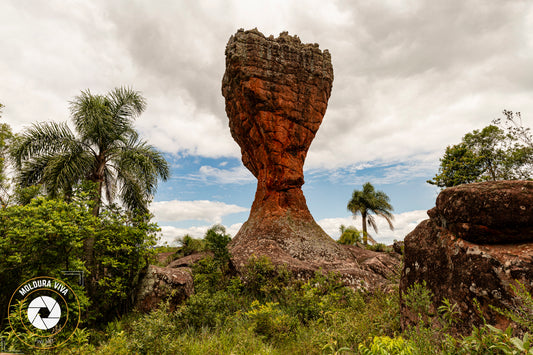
204, 224, 232, 265
428, 111, 532, 188
347, 182, 394, 245
92, 204, 158, 321
0, 196, 93, 329
10, 87, 169, 284
338, 225, 362, 245
427, 143, 483, 188
0, 104, 13, 207
11, 87, 170, 216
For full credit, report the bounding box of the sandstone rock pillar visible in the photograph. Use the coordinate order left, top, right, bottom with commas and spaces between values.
222, 28, 353, 270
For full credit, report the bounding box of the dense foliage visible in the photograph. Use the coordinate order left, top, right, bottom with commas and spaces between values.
0, 104, 13, 206
0, 190, 158, 333
4, 252, 528, 354
428, 110, 533, 187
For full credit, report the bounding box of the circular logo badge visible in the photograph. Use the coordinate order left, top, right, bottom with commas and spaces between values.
7, 276, 81, 350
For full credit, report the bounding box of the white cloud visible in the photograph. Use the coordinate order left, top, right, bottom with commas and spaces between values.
151, 200, 248, 224
2, 0, 532, 171
317, 210, 428, 245
197, 165, 255, 184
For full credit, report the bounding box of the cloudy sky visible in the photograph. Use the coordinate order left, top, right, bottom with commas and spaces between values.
1, 1, 532, 245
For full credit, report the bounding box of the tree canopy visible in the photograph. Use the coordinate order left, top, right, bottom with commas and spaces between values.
347, 182, 394, 245
428, 111, 532, 188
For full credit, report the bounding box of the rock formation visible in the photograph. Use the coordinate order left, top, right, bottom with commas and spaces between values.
135, 265, 193, 312
221, 28, 400, 289
400, 180, 533, 335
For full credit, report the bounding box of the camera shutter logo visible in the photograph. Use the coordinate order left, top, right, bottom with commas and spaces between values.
7, 276, 81, 350
27, 295, 61, 330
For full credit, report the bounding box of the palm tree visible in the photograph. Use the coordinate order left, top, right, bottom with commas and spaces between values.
11, 87, 169, 285
347, 182, 394, 245
11, 87, 169, 216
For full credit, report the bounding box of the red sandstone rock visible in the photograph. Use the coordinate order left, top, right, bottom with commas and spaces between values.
401, 180, 533, 335
221, 29, 399, 289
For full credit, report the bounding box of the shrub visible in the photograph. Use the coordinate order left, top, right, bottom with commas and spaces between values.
492, 281, 533, 334
245, 301, 298, 342
240, 256, 291, 302
174, 234, 205, 258
338, 226, 362, 245
91, 205, 158, 322
358, 336, 415, 355
403, 281, 433, 317
366, 243, 393, 253
176, 290, 240, 330
204, 224, 232, 264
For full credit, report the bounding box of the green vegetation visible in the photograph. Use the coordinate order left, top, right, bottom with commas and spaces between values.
428, 110, 533, 188
3, 253, 529, 354
347, 182, 394, 245
0, 107, 13, 207
338, 225, 362, 245
0, 187, 159, 329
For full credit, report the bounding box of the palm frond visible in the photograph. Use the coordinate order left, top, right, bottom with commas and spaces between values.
367, 215, 378, 234
112, 134, 168, 214
117, 169, 149, 214
10, 122, 77, 168
107, 86, 146, 124
41, 148, 94, 197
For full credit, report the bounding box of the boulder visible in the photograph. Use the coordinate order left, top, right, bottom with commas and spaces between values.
401, 180, 533, 335
135, 265, 194, 312
429, 180, 533, 244
166, 252, 213, 268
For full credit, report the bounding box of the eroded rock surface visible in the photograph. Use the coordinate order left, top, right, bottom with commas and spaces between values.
401, 180, 533, 335
135, 265, 193, 312
221, 28, 399, 288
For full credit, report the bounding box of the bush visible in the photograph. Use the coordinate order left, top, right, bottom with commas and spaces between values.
91, 205, 158, 322
174, 234, 205, 258
204, 224, 231, 264
338, 226, 362, 245
366, 243, 393, 253
358, 336, 415, 355
245, 301, 298, 343
240, 256, 291, 302
0, 197, 92, 330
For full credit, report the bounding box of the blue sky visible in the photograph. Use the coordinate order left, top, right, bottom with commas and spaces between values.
1, 0, 532, 244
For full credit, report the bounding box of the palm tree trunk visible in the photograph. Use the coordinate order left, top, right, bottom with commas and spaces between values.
86, 167, 104, 297
91, 179, 103, 217
362, 213, 368, 245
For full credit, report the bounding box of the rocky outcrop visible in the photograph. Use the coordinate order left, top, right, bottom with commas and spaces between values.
135, 265, 194, 312
166, 252, 213, 268
221, 28, 401, 290
401, 181, 533, 335
222, 29, 349, 265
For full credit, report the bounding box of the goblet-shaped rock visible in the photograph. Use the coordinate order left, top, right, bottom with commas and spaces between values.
222, 29, 355, 270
